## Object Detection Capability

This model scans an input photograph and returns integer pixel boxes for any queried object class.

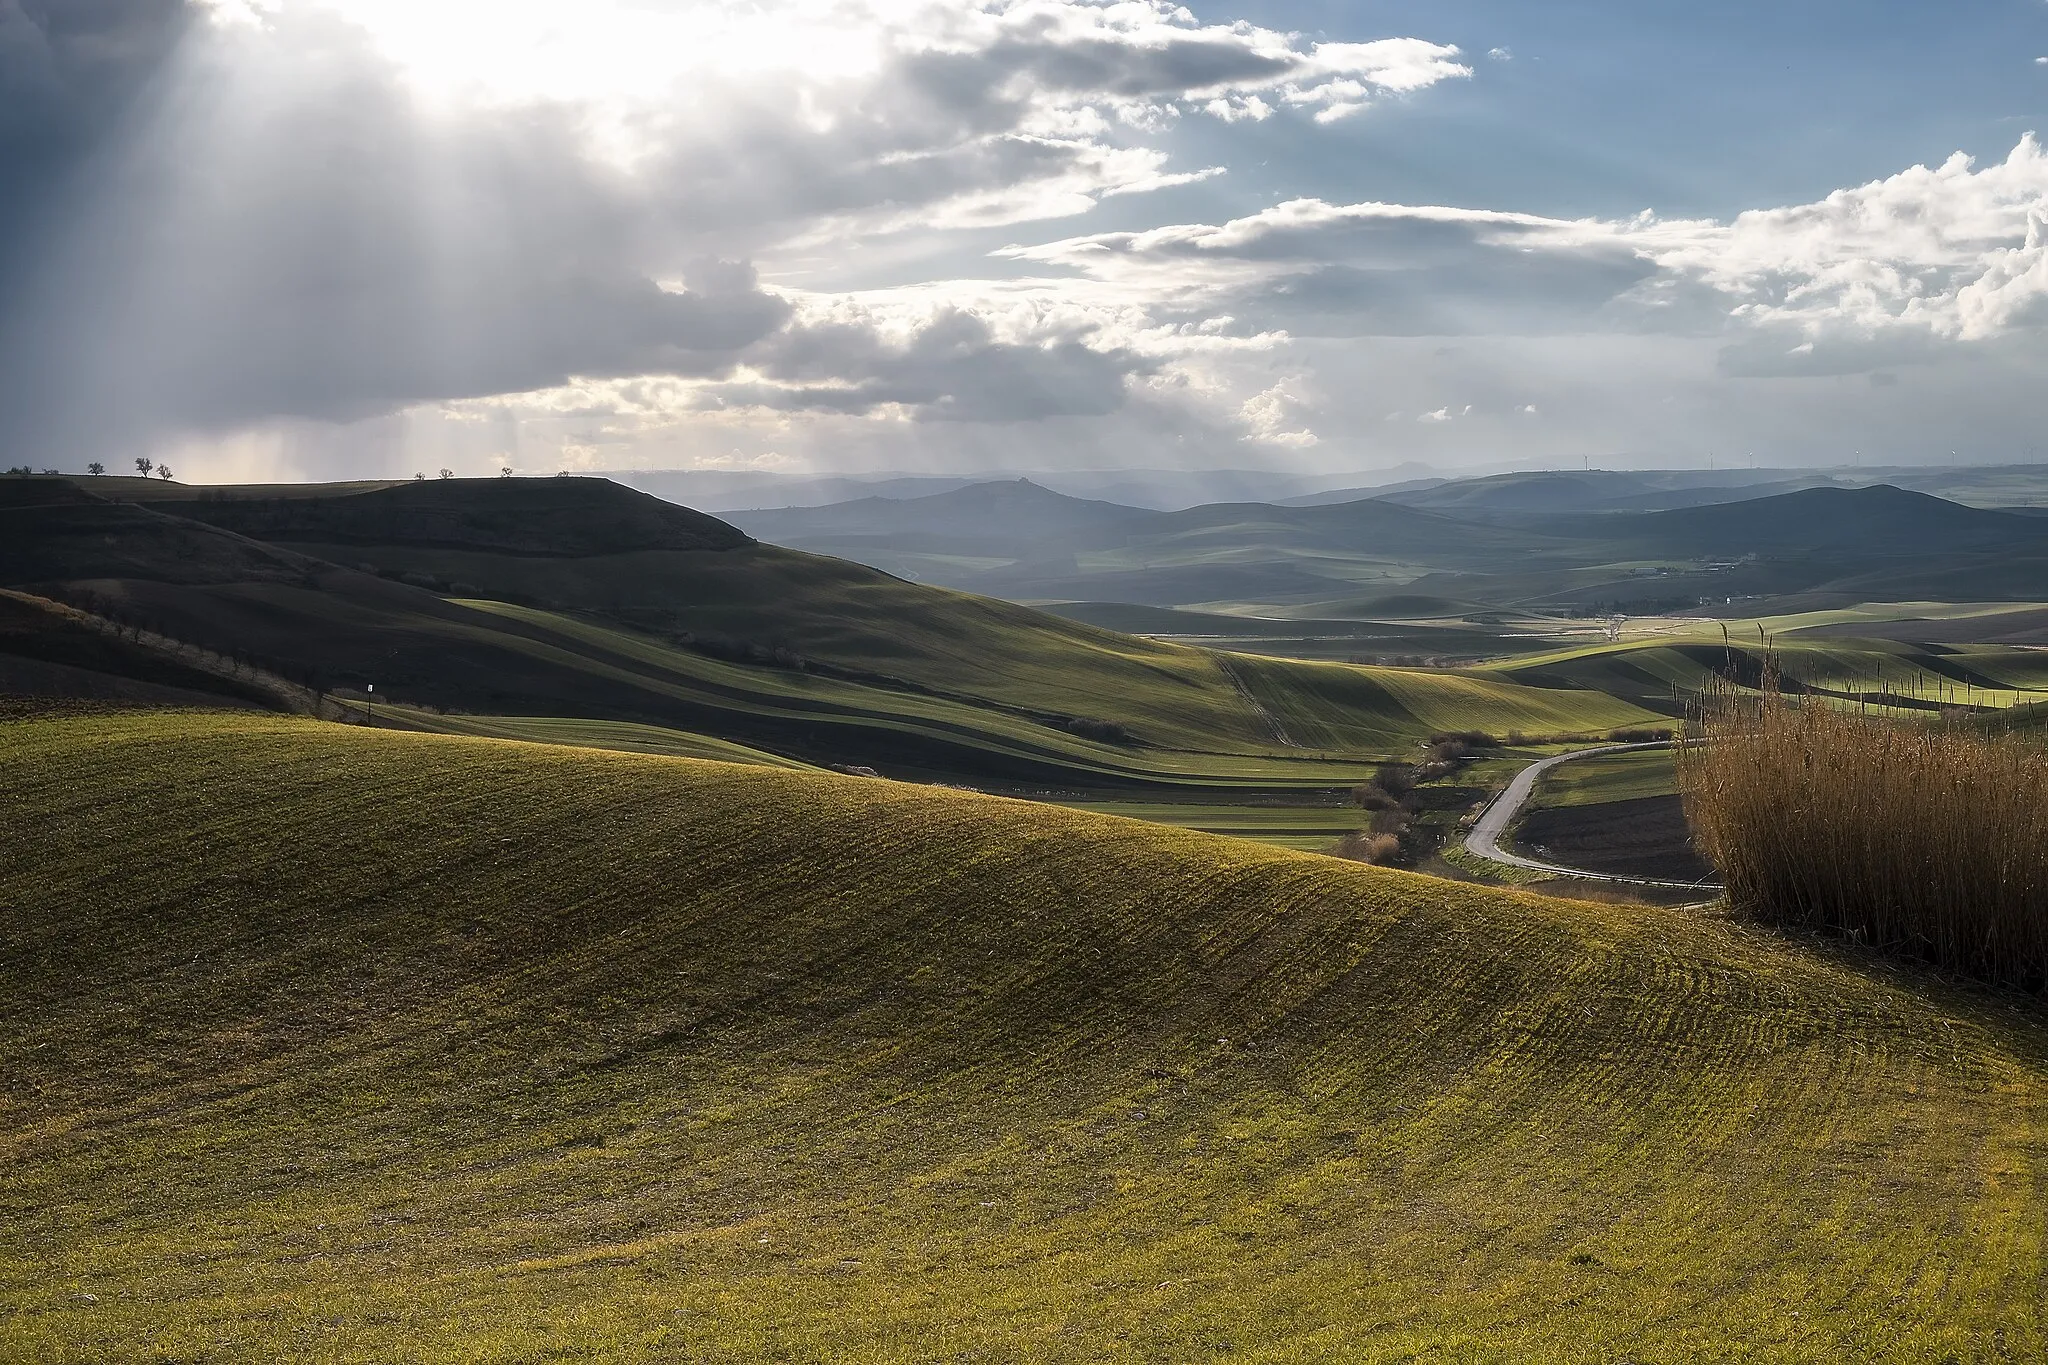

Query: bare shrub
[1609,727,1675,744]
[1351,783,1399,811]
[1332,831,1402,865]
[1373,763,1416,801]
[1678,674,2048,991]
[1367,807,1408,836]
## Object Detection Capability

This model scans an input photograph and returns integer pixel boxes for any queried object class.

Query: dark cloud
[1021,207,1671,338]
[0,2,1476,471]
[0,0,189,290]
[1204,250,1660,337]
[939,27,1297,102]
[0,4,1253,460]
[0,11,794,459]
[702,308,1151,421]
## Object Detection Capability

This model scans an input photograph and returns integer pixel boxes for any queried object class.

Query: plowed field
[3,711,2043,1361]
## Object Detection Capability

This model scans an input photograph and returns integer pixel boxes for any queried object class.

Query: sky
[3,0,2047,484]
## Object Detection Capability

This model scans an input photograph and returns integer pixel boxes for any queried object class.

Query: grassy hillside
[0,589,283,711]
[1500,634,2048,716]
[731,477,1148,551]
[163,475,751,555]
[3,710,2043,1361]
[112,476,1307,750]
[1228,652,1662,748]
[1584,484,2048,557]
[8,476,1671,795]
[1039,601,1556,664]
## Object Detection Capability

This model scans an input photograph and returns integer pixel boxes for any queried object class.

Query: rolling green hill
[1497,633,2048,716]
[732,477,1148,552]
[1577,484,2048,557]
[2,475,1660,793]
[726,478,1559,607]
[160,474,751,555]
[3,710,2043,1361]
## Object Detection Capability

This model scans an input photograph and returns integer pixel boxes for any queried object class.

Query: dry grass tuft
[1332,830,1403,864]
[1679,674,2048,991]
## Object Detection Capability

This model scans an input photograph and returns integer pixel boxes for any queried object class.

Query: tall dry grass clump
[1678,677,2048,991]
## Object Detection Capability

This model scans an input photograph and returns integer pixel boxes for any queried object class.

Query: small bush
[1608,727,1674,744]
[1373,763,1416,800]
[1332,831,1403,865]
[1351,782,1399,812]
[1367,807,1408,836]
[1062,717,1135,745]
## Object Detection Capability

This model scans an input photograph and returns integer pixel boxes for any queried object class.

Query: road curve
[1464,742,1721,891]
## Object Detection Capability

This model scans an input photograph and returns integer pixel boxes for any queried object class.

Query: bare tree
[87,462,104,476]
[414,471,426,481]
[437,468,454,479]
[135,458,154,477]
[499,465,513,478]
[156,465,174,481]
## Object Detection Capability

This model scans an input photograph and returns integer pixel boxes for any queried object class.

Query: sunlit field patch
[3,710,2043,1361]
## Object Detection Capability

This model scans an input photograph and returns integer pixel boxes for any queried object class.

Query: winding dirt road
[1464,742,1721,891]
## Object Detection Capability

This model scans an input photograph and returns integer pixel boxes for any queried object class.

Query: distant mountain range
[605,464,1438,512]
[723,473,2048,615]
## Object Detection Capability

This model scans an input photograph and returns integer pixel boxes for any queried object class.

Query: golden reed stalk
[1677,669,2048,991]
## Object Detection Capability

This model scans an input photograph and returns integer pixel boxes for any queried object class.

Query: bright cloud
[1002,136,2048,356]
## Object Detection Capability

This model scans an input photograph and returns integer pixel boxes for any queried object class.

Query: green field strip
[367,710,824,768]
[293,538,1286,753]
[1226,651,1664,751]
[443,602,1394,787]
[1497,635,2048,714]
[1051,799,1367,849]
[1524,748,1681,810]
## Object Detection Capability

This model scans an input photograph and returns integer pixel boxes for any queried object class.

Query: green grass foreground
[3,711,2045,1362]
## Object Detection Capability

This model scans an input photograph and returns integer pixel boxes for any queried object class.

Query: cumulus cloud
[999,199,1664,335]
[1000,137,2048,361]
[1639,135,2048,345]
[696,305,1152,421]
[1238,381,1318,446]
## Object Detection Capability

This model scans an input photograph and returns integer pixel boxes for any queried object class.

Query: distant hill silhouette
[1610,484,2048,557]
[732,478,1149,549]
[145,476,751,557]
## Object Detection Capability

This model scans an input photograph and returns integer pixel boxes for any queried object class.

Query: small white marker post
[365,682,374,725]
